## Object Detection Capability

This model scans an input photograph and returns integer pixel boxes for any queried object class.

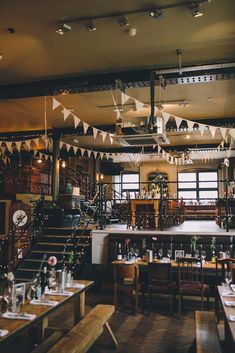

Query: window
[113,173,139,200]
[178,171,218,203]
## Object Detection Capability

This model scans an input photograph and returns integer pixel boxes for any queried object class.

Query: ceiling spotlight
[118,16,129,27]
[85,22,96,31]
[190,3,203,17]
[56,23,72,35]
[149,9,165,20]
[0,53,3,60]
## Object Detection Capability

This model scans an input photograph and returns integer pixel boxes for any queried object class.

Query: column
[52,130,60,201]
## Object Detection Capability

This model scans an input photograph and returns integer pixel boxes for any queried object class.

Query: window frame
[177,171,218,201]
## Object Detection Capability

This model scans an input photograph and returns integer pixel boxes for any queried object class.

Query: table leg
[74,291,85,324]
[36,317,48,344]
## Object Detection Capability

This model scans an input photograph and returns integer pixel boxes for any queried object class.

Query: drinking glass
[225,250,230,259]
[201,250,206,262]
[158,248,163,260]
[167,249,172,260]
[225,270,232,287]
[194,250,200,259]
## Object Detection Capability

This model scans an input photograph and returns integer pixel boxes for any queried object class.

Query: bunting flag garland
[121,92,130,105]
[73,115,80,129]
[51,97,113,145]
[52,97,61,110]
[93,127,98,139]
[63,108,71,121]
[83,122,89,134]
[162,111,170,125]
[175,116,182,129]
[135,99,144,112]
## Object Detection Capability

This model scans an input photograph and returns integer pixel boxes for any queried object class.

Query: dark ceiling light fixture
[118,16,129,27]
[190,3,204,17]
[149,9,165,20]
[55,23,72,35]
[85,22,96,31]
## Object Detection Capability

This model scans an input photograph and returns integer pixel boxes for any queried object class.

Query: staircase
[14,226,93,282]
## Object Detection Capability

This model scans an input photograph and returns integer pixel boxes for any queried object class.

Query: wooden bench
[47,304,117,353]
[195,311,222,353]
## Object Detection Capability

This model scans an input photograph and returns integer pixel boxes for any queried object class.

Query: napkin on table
[45,289,73,297]
[66,283,85,289]
[0,329,9,337]
[30,299,59,306]
[2,312,36,321]
[224,301,235,307]
[228,315,235,322]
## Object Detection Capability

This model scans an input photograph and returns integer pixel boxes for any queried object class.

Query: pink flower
[47,256,57,267]
[125,238,130,244]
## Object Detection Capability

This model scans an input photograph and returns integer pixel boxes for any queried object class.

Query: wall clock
[12,209,28,227]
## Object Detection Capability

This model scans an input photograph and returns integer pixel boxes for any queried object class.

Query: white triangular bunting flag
[101,131,107,142]
[15,141,22,152]
[93,128,98,139]
[110,136,114,144]
[63,108,70,121]
[34,138,39,146]
[187,120,194,131]
[66,144,70,152]
[59,141,64,149]
[199,124,206,135]
[93,151,98,159]
[83,122,89,134]
[209,126,217,138]
[99,152,104,159]
[121,92,130,105]
[87,150,91,158]
[24,140,31,150]
[162,111,170,125]
[80,148,85,156]
[5,142,12,151]
[220,128,227,140]
[158,145,161,154]
[135,99,144,112]
[175,116,182,129]
[73,146,78,155]
[1,146,6,154]
[52,97,61,110]
[229,129,235,140]
[73,115,80,129]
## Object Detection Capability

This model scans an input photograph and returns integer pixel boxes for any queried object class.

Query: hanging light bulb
[61,160,66,168]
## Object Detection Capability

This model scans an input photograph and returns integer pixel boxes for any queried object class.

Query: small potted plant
[191,236,201,257]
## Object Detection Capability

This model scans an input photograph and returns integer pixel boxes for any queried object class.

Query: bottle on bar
[117,243,123,261]
[41,266,48,296]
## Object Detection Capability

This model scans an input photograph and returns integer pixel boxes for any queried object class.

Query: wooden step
[44,235,91,239]
[31,250,87,254]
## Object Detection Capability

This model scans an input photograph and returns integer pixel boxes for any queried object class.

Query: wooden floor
[49,290,226,353]
[3,289,227,353]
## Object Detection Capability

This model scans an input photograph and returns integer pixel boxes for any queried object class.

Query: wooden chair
[146,262,174,313]
[215,257,235,321]
[177,257,210,315]
[113,263,139,315]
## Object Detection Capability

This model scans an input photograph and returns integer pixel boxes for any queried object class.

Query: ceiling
[0,0,235,153]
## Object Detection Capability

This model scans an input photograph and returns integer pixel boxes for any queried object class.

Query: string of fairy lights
[0,197,45,273]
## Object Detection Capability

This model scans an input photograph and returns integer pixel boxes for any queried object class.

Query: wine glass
[194,250,200,259]
[201,250,206,262]
[167,249,172,261]
[158,248,163,260]
[225,270,232,287]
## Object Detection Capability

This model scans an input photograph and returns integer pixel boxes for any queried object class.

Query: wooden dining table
[112,259,217,269]
[217,285,235,352]
[0,280,93,350]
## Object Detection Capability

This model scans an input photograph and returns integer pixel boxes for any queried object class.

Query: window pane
[199,190,218,200]
[199,172,218,188]
[178,190,197,201]
[122,174,139,190]
[178,173,196,189]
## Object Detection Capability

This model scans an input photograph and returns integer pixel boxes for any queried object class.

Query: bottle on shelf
[117,243,123,261]
[34,273,42,300]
